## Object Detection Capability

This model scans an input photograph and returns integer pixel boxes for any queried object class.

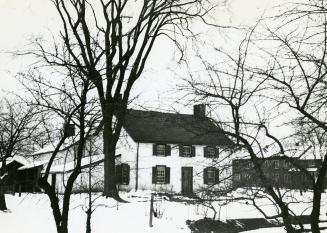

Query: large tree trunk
[103,115,119,199]
[280,205,297,233]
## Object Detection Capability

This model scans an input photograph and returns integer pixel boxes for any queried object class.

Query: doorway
[181,167,193,195]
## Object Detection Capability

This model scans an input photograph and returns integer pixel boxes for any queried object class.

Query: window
[245,161,252,170]
[284,160,292,169]
[116,163,130,185]
[284,174,291,183]
[153,144,171,156]
[308,160,316,167]
[179,145,195,157]
[207,168,215,184]
[204,146,218,158]
[157,145,166,156]
[121,165,129,184]
[234,174,241,182]
[272,173,279,182]
[152,166,170,184]
[183,146,192,157]
[204,167,219,185]
[207,147,215,157]
[156,166,166,183]
[273,160,279,169]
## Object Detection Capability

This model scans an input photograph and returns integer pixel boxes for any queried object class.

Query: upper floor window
[152,165,170,184]
[179,145,195,157]
[204,146,219,158]
[264,160,269,168]
[273,160,279,169]
[157,144,166,156]
[153,144,171,156]
[308,160,316,167]
[204,167,219,185]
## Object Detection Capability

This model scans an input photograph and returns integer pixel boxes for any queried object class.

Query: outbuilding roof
[123,109,234,146]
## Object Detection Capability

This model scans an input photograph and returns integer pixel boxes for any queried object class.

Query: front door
[181,167,193,195]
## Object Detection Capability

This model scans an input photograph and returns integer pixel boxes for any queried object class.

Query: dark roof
[123,109,234,146]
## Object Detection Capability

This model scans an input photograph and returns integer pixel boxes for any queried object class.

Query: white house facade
[24,105,237,195]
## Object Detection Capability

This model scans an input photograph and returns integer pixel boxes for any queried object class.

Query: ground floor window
[116,163,130,185]
[204,167,219,185]
[152,165,170,184]
[234,173,241,182]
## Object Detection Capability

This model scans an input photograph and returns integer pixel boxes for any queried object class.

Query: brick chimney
[193,104,206,118]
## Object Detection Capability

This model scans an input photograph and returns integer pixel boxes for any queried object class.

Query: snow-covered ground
[1,191,327,233]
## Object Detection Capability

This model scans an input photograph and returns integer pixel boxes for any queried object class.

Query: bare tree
[182,28,307,232]
[22,0,219,199]
[249,1,327,232]
[18,66,101,233]
[0,98,41,211]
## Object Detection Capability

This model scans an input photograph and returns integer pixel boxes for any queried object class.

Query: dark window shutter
[123,164,130,185]
[203,168,208,184]
[215,168,219,184]
[165,145,171,156]
[215,148,219,158]
[153,144,157,156]
[203,146,208,158]
[115,165,122,184]
[191,146,196,157]
[165,167,170,184]
[179,145,184,157]
[152,167,157,184]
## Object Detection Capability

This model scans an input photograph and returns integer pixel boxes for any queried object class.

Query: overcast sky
[0,0,275,112]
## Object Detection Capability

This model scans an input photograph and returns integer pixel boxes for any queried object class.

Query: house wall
[46,128,240,194]
[232,158,324,190]
[117,130,240,193]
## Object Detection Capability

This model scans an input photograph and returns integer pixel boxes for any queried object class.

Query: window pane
[156,166,165,183]
[122,165,128,184]
[207,167,215,184]
[183,146,191,157]
[207,147,215,157]
[157,145,166,156]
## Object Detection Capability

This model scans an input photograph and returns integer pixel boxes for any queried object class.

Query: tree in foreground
[0,98,41,211]
[19,67,101,233]
[252,1,327,232]
[183,28,308,232]
[27,0,218,199]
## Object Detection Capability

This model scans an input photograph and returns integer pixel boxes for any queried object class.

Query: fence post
[149,193,154,227]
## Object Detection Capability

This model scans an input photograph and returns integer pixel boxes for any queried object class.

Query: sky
[0,0,275,113]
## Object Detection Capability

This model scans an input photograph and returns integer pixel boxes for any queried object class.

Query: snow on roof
[307,167,318,172]
[32,138,77,156]
[18,159,52,170]
[44,154,104,174]
[6,155,29,166]
[289,167,318,172]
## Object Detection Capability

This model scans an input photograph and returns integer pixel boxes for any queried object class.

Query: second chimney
[193,104,206,118]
